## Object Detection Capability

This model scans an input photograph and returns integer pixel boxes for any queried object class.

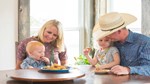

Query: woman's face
[43,26,58,43]
[97,37,111,49]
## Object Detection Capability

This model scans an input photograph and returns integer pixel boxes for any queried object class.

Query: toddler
[84,37,120,69]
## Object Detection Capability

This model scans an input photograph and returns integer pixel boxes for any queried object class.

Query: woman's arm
[16,38,30,69]
[60,60,67,66]
[59,49,68,65]
[16,59,23,69]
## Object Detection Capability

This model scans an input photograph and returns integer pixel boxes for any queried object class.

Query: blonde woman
[16,19,67,69]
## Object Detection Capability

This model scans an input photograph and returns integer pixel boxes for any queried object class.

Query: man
[93,12,150,76]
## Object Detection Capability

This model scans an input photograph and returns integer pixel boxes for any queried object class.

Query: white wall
[0,0,18,70]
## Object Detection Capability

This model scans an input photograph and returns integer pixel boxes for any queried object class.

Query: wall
[0,0,18,70]
[142,0,150,36]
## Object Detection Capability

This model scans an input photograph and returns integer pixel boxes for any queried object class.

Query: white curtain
[83,0,94,48]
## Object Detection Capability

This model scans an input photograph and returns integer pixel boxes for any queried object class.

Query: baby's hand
[28,66,34,69]
[41,57,50,64]
[83,48,91,56]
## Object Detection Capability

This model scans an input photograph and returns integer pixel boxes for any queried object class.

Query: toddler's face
[30,46,45,60]
[97,37,111,48]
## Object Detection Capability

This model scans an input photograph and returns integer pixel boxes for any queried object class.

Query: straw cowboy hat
[93,12,137,40]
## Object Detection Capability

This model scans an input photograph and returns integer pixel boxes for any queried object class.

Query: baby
[20,41,50,69]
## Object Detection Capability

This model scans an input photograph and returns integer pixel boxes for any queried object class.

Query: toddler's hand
[95,65,101,70]
[83,48,91,56]
[95,64,103,70]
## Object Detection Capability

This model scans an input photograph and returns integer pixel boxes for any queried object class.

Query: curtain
[83,0,94,49]
[94,0,107,25]
[18,0,30,42]
[142,0,150,36]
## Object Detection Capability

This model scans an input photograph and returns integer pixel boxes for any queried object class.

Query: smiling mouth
[45,38,53,42]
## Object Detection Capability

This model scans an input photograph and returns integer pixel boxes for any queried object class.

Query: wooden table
[8,68,85,82]
[1,65,150,84]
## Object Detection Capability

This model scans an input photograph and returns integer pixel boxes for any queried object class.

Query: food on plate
[94,69,110,74]
[83,47,91,53]
[43,63,67,70]
[85,48,91,51]
[86,48,91,51]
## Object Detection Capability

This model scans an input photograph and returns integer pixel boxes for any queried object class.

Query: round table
[9,68,85,82]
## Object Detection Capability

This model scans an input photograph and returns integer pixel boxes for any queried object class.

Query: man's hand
[111,65,130,75]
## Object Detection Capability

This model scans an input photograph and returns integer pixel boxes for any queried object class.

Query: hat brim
[93,13,137,40]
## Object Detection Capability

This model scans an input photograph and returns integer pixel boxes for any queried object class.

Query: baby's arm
[99,52,120,69]
[83,48,97,65]
[20,59,33,69]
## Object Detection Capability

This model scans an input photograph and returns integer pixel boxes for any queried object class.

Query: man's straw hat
[93,12,137,40]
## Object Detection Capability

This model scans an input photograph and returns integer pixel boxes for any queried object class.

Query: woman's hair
[37,19,65,52]
[26,41,44,53]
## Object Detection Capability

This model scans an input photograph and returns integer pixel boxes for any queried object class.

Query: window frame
[18,0,94,58]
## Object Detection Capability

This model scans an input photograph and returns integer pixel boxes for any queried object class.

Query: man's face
[107,31,119,42]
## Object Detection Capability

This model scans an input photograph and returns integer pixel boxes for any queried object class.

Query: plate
[94,69,110,74]
[39,66,70,73]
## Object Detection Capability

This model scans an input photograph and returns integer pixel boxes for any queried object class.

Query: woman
[16,19,67,69]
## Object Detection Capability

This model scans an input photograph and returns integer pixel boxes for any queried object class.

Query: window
[107,0,141,33]
[30,0,83,64]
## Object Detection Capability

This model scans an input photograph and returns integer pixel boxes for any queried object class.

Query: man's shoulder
[133,33,150,43]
